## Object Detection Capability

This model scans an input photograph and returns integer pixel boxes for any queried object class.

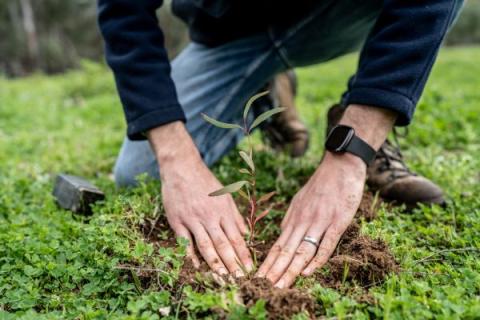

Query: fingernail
[302,269,311,276]
[192,259,200,269]
[245,263,253,272]
[217,267,228,275]
[275,279,285,289]
[234,270,244,278]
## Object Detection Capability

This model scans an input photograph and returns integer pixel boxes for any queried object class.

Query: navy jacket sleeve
[343,0,461,126]
[98,0,185,140]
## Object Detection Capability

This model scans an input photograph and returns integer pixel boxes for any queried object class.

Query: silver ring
[303,236,319,247]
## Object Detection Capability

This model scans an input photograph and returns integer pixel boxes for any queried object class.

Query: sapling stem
[245,129,257,245]
[243,120,259,266]
[202,91,285,270]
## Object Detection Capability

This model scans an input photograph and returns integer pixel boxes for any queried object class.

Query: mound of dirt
[239,277,315,319]
[316,222,399,289]
[356,191,382,221]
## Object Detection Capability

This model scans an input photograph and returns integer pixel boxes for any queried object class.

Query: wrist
[147,122,203,176]
[338,104,397,150]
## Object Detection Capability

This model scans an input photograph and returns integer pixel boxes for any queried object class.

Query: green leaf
[257,191,276,205]
[249,107,286,131]
[239,150,255,172]
[249,299,267,319]
[238,168,251,175]
[243,91,270,121]
[201,113,243,130]
[254,208,271,224]
[131,270,143,293]
[238,189,250,201]
[209,181,248,197]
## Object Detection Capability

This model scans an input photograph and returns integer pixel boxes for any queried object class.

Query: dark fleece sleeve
[98,0,185,140]
[343,0,462,125]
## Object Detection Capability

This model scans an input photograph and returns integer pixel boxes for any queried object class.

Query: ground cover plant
[0,47,479,319]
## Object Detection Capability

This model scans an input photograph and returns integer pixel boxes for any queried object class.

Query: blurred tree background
[1,0,479,77]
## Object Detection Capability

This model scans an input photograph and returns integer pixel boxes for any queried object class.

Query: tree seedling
[202,92,285,265]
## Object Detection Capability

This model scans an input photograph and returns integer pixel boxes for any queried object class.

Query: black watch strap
[345,135,376,166]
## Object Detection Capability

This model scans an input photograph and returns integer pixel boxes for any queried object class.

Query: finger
[274,241,317,288]
[205,224,245,276]
[274,223,327,288]
[173,223,200,268]
[280,209,292,230]
[302,223,345,276]
[256,205,296,276]
[231,203,248,235]
[221,218,253,272]
[256,225,293,278]
[189,223,228,275]
[263,223,309,284]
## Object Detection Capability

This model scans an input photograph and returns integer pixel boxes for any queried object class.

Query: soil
[132,191,399,319]
[239,277,315,319]
[315,222,399,289]
[356,191,382,221]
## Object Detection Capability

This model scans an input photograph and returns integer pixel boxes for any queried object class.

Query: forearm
[147,121,202,180]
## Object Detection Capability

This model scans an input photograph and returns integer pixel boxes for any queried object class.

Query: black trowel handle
[52,174,105,215]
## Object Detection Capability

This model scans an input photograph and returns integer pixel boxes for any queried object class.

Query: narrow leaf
[257,191,276,205]
[254,209,271,224]
[239,150,255,172]
[238,168,251,175]
[131,270,143,293]
[202,113,243,130]
[249,107,286,131]
[238,189,250,201]
[243,90,270,121]
[209,181,248,197]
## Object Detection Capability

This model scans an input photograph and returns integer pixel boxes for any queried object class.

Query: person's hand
[148,122,253,276]
[256,152,366,288]
[162,156,253,276]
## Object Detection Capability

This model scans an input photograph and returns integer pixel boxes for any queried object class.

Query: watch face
[325,125,355,151]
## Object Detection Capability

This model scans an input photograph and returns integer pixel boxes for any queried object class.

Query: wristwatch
[325,125,376,166]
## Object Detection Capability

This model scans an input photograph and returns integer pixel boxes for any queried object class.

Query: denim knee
[113,160,139,188]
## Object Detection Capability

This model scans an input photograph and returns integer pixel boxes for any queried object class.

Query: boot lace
[376,128,414,178]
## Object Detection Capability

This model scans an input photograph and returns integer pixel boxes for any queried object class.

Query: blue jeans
[113,0,438,186]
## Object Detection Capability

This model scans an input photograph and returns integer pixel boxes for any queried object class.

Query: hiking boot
[258,70,309,157]
[327,104,445,208]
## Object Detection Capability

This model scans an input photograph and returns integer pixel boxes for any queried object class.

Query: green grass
[1,47,479,319]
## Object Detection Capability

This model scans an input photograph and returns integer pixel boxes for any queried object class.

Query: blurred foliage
[0,0,187,77]
[445,1,480,46]
[0,0,479,77]
[0,0,102,76]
